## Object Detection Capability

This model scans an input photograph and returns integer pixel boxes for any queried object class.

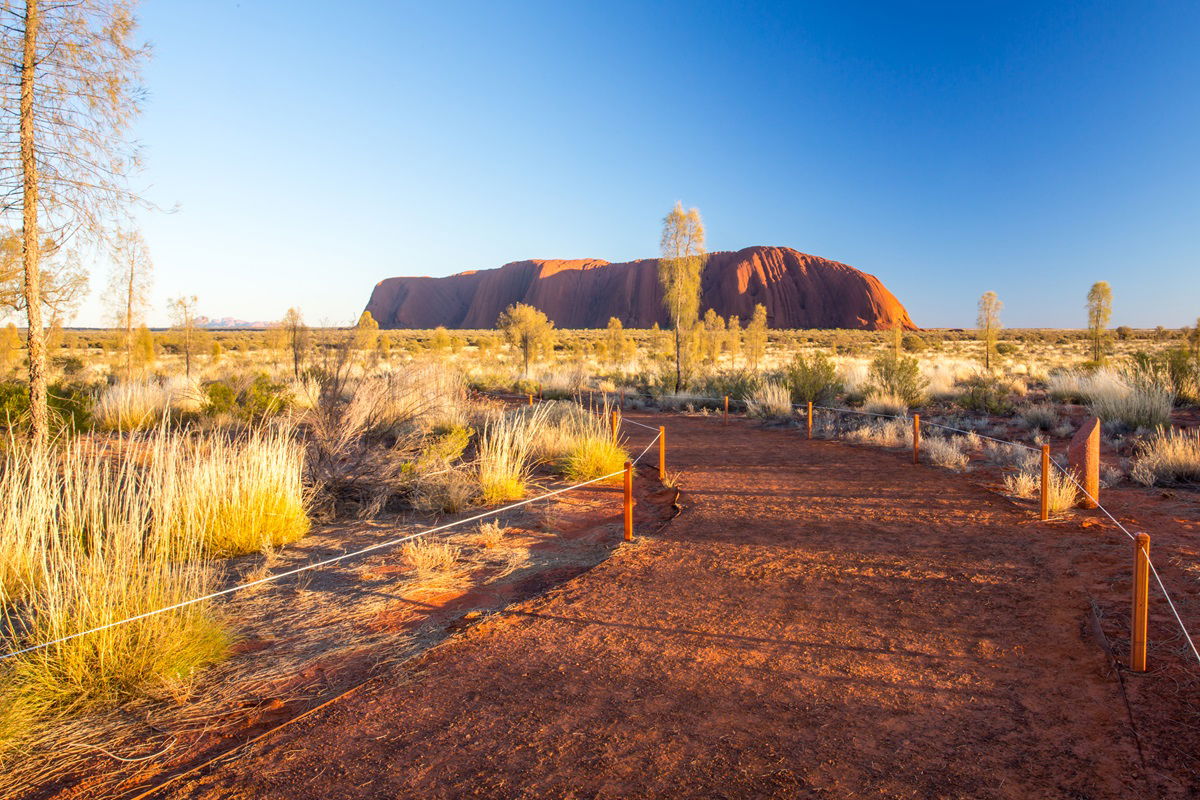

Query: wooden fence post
[658,426,666,476]
[807,401,813,439]
[611,409,619,439]
[527,393,533,406]
[912,414,920,464]
[623,461,634,541]
[723,395,729,426]
[1132,532,1150,672]
[1040,444,1051,521]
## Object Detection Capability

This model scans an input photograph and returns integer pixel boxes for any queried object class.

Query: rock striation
[364,246,916,330]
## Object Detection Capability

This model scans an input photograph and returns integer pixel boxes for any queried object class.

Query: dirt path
[158,413,1179,799]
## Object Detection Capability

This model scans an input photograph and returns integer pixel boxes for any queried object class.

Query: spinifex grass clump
[476,404,550,503]
[1131,427,1200,486]
[165,426,310,556]
[745,381,793,420]
[0,438,232,750]
[531,400,629,483]
[94,380,171,431]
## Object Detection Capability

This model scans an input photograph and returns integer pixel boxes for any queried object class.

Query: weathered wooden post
[1132,533,1150,672]
[1040,444,1051,521]
[723,395,729,426]
[1069,417,1101,509]
[623,461,634,541]
[807,401,813,439]
[527,393,533,406]
[611,409,620,439]
[912,414,921,464]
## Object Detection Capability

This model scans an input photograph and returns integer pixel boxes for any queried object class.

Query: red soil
[150,413,1200,798]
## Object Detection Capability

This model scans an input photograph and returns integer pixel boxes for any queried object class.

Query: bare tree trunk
[674,325,682,393]
[20,0,47,446]
[125,266,133,380]
[184,324,191,379]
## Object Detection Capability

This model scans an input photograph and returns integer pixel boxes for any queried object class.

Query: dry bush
[984,440,1037,471]
[1048,369,1173,430]
[413,467,476,513]
[862,391,908,418]
[1003,470,1038,499]
[475,520,506,548]
[402,538,461,579]
[924,436,969,471]
[1131,428,1200,486]
[1085,373,1173,430]
[745,381,793,419]
[845,419,911,448]
[1018,403,1058,430]
[305,367,469,513]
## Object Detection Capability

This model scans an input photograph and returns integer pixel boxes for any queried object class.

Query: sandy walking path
[158,412,1166,799]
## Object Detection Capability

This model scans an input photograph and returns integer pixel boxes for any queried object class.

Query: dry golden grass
[1131,427,1200,486]
[475,519,506,548]
[401,538,462,579]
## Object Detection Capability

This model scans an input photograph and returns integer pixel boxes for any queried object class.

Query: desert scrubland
[0,318,1198,794]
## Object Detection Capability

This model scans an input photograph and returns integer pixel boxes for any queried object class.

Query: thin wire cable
[1,427,662,663]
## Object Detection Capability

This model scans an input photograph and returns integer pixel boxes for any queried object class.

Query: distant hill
[364,246,916,330]
[196,317,272,330]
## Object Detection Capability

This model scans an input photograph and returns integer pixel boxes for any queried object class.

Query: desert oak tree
[977,291,1002,371]
[0,0,149,444]
[168,294,200,378]
[658,202,706,392]
[104,230,152,380]
[1086,281,1112,363]
[497,302,554,377]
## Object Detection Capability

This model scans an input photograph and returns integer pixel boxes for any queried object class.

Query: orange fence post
[611,409,619,439]
[807,401,813,439]
[527,393,533,406]
[1132,532,1151,672]
[1040,444,1051,521]
[658,426,666,476]
[620,388,625,408]
[912,414,920,464]
[723,395,729,425]
[623,461,634,541]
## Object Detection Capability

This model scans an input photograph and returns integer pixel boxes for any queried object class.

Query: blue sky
[77,0,1199,328]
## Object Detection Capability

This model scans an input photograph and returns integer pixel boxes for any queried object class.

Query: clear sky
[74,0,1199,329]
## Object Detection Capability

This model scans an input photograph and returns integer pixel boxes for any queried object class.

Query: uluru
[364,245,917,330]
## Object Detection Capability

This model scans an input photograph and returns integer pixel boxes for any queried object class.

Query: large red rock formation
[364,246,916,330]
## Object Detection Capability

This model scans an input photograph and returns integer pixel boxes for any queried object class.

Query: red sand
[147,413,1200,798]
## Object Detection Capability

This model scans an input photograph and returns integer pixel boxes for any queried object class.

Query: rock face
[364,246,916,330]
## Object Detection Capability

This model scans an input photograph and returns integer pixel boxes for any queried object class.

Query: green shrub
[956,376,1014,415]
[48,383,94,431]
[238,375,290,420]
[901,334,926,353]
[689,369,759,404]
[0,381,94,432]
[203,381,237,415]
[422,424,473,464]
[868,353,927,406]
[783,351,842,405]
[995,342,1018,356]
